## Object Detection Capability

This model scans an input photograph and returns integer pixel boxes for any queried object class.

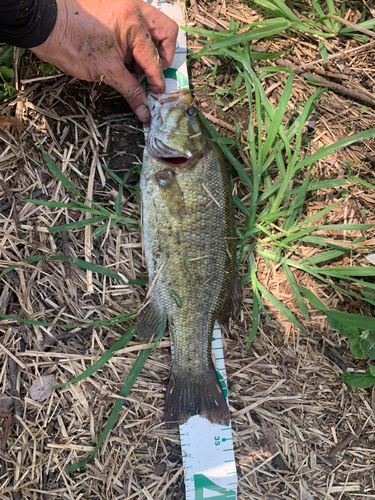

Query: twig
[61,231,72,281]
[104,112,134,122]
[202,183,220,207]
[274,58,375,108]
[189,0,203,28]
[300,40,375,68]
[0,176,22,238]
[0,343,26,370]
[328,424,363,457]
[287,55,350,80]
[0,285,12,314]
[8,358,22,420]
[327,13,375,40]
[146,261,165,299]
[20,73,65,84]
[203,113,237,133]
[195,14,226,32]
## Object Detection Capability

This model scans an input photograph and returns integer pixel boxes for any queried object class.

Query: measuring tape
[141,2,238,498]
[180,323,237,500]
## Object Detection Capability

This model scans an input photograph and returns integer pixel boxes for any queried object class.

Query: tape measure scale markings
[180,324,237,500]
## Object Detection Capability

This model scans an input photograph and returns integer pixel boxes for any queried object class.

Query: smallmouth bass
[138,90,241,425]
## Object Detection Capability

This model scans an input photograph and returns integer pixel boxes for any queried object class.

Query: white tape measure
[180,324,237,500]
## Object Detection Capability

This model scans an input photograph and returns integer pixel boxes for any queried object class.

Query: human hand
[30,0,179,122]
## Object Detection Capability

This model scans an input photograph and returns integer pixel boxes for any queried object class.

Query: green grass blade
[92,219,118,238]
[115,187,123,216]
[261,72,294,164]
[0,311,136,329]
[257,280,305,333]
[297,285,375,330]
[257,248,375,306]
[48,215,108,234]
[350,176,375,191]
[253,0,300,22]
[301,249,348,265]
[300,235,364,251]
[283,168,312,231]
[246,292,259,350]
[61,256,124,280]
[310,0,334,30]
[0,254,123,281]
[282,264,310,320]
[288,179,350,194]
[233,195,250,216]
[40,145,80,196]
[127,277,148,286]
[309,266,375,278]
[298,128,375,170]
[318,41,329,64]
[192,20,292,54]
[56,326,136,388]
[256,210,288,223]
[24,200,105,215]
[309,223,373,231]
[66,312,167,472]
[278,228,316,246]
[298,199,345,227]
[246,251,261,349]
[199,112,253,189]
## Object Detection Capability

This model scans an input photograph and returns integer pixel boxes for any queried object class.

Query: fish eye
[186,107,197,117]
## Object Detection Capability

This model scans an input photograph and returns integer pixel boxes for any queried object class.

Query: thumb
[106,65,151,122]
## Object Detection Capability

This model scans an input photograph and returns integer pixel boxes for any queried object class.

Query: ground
[1,1,375,499]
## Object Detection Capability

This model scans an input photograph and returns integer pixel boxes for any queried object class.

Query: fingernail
[135,105,150,122]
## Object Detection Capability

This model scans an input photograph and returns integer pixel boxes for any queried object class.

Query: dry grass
[1,1,375,499]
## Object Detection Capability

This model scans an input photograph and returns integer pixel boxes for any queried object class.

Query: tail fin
[164,367,229,426]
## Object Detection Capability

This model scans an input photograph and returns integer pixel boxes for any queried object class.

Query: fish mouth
[155,152,203,168]
[157,156,190,166]
[148,136,202,167]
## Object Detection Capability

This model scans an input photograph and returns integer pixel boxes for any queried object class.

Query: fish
[138,90,241,426]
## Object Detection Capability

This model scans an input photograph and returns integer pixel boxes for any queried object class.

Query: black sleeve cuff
[0,0,57,48]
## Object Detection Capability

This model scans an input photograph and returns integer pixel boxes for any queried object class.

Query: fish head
[147,91,206,169]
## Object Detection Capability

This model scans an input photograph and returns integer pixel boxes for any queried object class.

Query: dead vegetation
[1,1,375,499]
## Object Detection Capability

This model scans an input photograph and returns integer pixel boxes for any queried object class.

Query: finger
[132,0,178,70]
[129,26,165,93]
[158,36,178,70]
[106,65,150,122]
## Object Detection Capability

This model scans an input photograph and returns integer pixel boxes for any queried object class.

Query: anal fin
[137,299,164,341]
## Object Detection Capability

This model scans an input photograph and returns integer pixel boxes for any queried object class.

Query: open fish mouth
[155,152,203,168]
[158,156,192,167]
[148,136,201,167]
[158,156,189,166]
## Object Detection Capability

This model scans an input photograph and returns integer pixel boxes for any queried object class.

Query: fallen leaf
[29,375,56,402]
[0,115,24,132]
[365,254,375,265]
[0,395,13,417]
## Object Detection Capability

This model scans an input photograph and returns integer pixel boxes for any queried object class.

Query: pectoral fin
[137,299,164,341]
[155,168,185,217]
